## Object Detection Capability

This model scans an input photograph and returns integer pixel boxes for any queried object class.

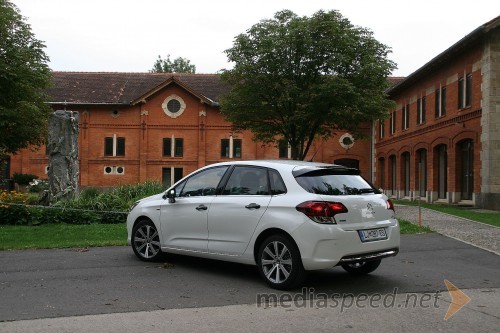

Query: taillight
[296,201,348,224]
[387,199,395,211]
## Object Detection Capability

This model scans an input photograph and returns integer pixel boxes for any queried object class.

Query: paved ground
[0,233,499,332]
[396,205,500,255]
[1,207,500,332]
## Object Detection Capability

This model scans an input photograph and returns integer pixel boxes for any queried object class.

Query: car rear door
[208,166,272,255]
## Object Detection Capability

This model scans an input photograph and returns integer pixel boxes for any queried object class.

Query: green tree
[0,0,52,177]
[150,54,196,73]
[220,10,396,160]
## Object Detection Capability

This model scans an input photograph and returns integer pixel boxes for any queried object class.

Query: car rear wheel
[257,235,305,290]
[341,259,381,275]
[132,219,163,262]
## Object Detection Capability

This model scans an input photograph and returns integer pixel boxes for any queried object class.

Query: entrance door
[334,158,359,170]
[460,140,473,200]
[437,145,447,199]
[378,158,385,190]
[402,152,410,197]
[418,149,427,198]
[389,155,396,196]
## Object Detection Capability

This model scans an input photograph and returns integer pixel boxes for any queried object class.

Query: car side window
[269,170,287,195]
[222,166,270,195]
[179,166,229,197]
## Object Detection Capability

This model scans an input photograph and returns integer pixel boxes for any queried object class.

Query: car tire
[341,259,381,275]
[132,219,163,262]
[257,234,305,290]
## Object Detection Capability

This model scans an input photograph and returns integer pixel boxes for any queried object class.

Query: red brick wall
[9,82,372,187]
[375,45,483,203]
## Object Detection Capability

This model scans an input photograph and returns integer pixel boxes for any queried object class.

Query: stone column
[47,110,79,203]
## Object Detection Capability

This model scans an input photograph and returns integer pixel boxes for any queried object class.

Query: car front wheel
[132,219,162,261]
[341,259,381,275]
[257,235,305,290]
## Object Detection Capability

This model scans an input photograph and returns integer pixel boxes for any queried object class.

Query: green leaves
[220,9,396,160]
[150,54,196,73]
[0,0,52,159]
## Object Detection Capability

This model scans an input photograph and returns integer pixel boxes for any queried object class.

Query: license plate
[358,228,387,242]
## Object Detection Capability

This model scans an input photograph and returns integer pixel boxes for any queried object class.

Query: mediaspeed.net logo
[256,279,471,320]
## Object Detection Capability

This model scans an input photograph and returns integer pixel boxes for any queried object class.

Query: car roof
[206,160,353,173]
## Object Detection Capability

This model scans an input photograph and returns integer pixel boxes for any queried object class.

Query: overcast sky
[13,0,499,76]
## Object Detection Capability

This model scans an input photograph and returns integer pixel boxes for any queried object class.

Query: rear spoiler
[292,165,361,178]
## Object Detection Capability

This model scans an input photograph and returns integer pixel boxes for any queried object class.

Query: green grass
[394,200,500,228]
[399,219,432,234]
[0,224,127,250]
[0,219,428,251]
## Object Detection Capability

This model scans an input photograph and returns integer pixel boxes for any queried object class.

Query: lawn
[0,220,428,251]
[394,200,500,228]
[0,223,127,250]
[398,219,432,234]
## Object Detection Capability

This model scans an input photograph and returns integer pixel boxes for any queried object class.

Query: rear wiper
[358,188,375,194]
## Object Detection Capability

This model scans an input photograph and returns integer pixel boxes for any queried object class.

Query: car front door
[161,166,229,253]
[208,166,271,255]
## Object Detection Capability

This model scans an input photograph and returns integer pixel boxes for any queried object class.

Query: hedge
[0,204,126,225]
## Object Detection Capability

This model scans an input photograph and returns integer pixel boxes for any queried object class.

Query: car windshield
[294,169,378,196]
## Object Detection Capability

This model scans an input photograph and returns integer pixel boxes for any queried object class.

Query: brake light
[387,199,395,211]
[296,201,348,224]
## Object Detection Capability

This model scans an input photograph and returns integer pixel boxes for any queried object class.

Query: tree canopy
[0,0,52,163]
[220,10,396,160]
[150,54,196,73]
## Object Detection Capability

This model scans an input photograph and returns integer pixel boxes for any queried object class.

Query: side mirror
[165,188,176,203]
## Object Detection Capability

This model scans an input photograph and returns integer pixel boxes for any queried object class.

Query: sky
[12,0,500,76]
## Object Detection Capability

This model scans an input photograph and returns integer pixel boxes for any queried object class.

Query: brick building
[374,15,500,210]
[6,15,500,210]
[7,72,371,188]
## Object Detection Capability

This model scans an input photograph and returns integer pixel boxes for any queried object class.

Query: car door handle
[196,204,208,211]
[245,203,261,209]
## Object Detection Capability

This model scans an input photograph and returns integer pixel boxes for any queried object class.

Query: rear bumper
[291,220,400,270]
[338,248,399,264]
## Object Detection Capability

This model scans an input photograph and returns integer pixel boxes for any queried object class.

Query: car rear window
[294,169,379,196]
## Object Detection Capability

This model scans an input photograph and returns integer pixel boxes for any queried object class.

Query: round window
[167,99,181,113]
[162,95,186,118]
[339,133,355,149]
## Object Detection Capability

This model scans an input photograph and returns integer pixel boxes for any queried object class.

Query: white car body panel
[208,195,272,255]
[160,196,213,252]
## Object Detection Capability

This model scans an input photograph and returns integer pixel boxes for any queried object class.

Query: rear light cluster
[387,199,395,211]
[296,201,348,224]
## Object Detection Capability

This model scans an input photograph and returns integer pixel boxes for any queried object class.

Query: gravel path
[395,205,500,256]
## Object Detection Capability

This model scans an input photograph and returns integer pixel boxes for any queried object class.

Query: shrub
[57,180,162,212]
[0,181,157,225]
[12,173,38,186]
[28,179,49,193]
[0,205,127,225]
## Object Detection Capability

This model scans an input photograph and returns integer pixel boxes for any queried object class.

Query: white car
[127,160,399,289]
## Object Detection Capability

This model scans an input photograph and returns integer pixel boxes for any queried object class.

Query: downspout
[370,119,374,183]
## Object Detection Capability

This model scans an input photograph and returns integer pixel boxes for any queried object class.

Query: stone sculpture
[47,110,79,203]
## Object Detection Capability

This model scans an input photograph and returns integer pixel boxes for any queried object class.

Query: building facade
[7,16,500,210]
[374,16,500,210]
[8,72,371,189]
